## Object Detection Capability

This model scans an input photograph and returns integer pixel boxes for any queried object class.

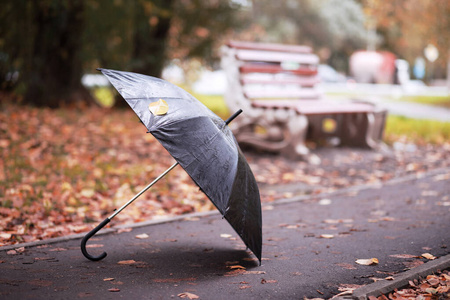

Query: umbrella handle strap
[81,218,111,261]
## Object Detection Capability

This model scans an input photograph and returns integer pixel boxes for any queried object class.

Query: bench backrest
[224,40,322,102]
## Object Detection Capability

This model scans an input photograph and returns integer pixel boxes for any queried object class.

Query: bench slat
[241,74,320,87]
[228,40,312,54]
[240,63,317,76]
[244,88,321,100]
[236,49,319,64]
[252,99,375,115]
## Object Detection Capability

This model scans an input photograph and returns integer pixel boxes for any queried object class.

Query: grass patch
[384,115,450,145]
[190,92,229,119]
[92,87,115,108]
[396,95,450,109]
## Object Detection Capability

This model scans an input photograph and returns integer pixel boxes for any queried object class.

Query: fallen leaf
[117,260,136,265]
[152,277,196,283]
[177,292,199,299]
[421,253,436,260]
[135,233,149,239]
[421,190,438,196]
[355,258,379,265]
[426,275,440,286]
[103,278,115,281]
[86,244,104,248]
[389,254,418,259]
[319,234,334,239]
[403,260,424,268]
[29,279,53,287]
[108,288,120,292]
[224,269,246,277]
[318,199,332,205]
[337,263,357,270]
[228,265,246,270]
[0,233,12,239]
[49,247,67,252]
[244,271,266,275]
[262,279,277,284]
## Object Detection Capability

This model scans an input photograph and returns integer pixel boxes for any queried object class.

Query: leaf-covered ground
[1,104,449,246]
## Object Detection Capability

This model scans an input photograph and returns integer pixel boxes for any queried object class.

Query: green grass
[190,92,229,119]
[384,115,450,145]
[92,87,115,108]
[396,95,450,109]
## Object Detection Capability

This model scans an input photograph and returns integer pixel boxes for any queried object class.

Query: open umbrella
[81,69,262,263]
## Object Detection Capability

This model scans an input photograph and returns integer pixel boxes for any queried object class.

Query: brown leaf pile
[0,104,211,246]
[1,104,449,246]
[372,269,450,299]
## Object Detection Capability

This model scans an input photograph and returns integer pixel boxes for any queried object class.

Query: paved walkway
[1,168,449,299]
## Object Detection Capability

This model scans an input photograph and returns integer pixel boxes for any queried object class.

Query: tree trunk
[23,1,93,108]
[113,0,174,109]
[131,0,174,77]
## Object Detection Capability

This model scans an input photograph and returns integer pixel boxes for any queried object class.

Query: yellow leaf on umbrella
[148,99,169,116]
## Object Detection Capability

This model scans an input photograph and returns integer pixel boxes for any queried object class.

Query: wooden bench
[221,40,387,159]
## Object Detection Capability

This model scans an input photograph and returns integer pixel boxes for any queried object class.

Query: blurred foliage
[0,0,448,107]
[0,0,243,107]
[361,0,450,79]
[235,0,368,72]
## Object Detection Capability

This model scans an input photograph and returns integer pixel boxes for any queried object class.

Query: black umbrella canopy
[98,68,262,261]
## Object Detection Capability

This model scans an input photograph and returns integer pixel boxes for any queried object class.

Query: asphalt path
[1,167,449,299]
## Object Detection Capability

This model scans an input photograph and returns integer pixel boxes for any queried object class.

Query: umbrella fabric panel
[224,150,262,261]
[150,116,238,213]
[98,68,221,132]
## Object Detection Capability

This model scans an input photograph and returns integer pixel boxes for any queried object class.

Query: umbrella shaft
[108,162,179,220]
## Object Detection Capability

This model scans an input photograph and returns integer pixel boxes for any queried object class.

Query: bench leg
[281,113,309,159]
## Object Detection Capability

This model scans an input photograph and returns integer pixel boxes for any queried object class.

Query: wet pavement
[1,167,449,299]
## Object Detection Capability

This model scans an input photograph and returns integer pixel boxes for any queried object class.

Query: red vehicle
[349,50,397,84]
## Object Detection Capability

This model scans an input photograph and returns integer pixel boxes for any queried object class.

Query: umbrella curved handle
[81,218,111,261]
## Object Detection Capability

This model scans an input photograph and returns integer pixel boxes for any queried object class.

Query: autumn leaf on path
[355,258,379,265]
[86,244,104,248]
[389,254,418,259]
[135,233,149,239]
[228,265,246,270]
[117,260,136,265]
[108,288,120,292]
[178,292,199,299]
[421,253,436,260]
[319,234,334,239]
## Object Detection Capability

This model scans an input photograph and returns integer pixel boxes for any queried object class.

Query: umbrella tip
[96,68,104,72]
